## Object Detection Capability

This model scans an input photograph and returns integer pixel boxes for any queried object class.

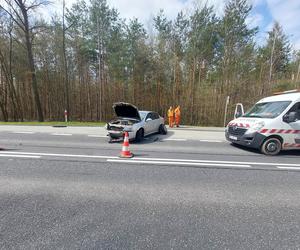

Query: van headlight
[245,121,265,134]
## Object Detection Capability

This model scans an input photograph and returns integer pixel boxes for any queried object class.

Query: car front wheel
[261,137,282,156]
[135,129,144,142]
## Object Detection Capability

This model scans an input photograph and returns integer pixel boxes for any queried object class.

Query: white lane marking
[88,135,107,138]
[0,151,118,159]
[13,132,35,134]
[0,151,299,169]
[200,140,223,143]
[277,166,300,170]
[0,154,41,159]
[162,139,223,142]
[51,133,72,136]
[133,157,300,167]
[107,159,251,168]
[162,139,187,141]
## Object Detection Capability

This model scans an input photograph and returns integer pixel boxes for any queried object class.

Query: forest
[0,0,299,126]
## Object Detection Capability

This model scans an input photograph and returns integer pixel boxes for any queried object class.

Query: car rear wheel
[159,124,167,135]
[261,137,282,156]
[135,129,144,142]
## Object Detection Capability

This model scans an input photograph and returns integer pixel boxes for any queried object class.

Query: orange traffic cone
[120,131,134,158]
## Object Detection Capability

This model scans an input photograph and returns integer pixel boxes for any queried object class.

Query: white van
[225,90,300,155]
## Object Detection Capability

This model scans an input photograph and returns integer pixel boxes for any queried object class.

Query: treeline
[0,0,299,126]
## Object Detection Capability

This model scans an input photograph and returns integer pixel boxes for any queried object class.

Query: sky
[47,0,300,50]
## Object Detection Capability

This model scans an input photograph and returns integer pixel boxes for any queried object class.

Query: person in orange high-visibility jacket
[167,106,174,128]
[174,105,181,127]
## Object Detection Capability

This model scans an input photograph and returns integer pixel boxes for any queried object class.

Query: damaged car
[106,102,167,142]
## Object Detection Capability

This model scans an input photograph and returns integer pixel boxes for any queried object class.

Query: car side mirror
[283,112,296,123]
[146,118,152,122]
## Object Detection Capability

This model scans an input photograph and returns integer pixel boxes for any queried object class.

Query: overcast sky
[47,0,300,50]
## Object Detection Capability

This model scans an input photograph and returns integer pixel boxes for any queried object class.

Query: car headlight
[245,121,265,134]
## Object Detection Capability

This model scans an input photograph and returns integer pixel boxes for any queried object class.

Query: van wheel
[261,137,282,156]
[159,124,167,135]
[135,129,144,142]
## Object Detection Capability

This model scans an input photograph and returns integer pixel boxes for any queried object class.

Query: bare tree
[62,0,70,118]
[0,0,49,121]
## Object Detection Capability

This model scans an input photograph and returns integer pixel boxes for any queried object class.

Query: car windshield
[243,101,291,119]
[139,111,147,120]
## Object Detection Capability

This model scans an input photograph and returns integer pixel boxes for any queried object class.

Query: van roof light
[273,89,300,95]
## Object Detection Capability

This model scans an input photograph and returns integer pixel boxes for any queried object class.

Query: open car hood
[113,102,141,121]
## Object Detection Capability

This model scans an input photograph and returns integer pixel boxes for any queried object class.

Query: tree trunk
[296,61,300,83]
[62,0,70,119]
[21,3,44,122]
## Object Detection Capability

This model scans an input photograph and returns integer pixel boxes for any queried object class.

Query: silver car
[106,102,167,142]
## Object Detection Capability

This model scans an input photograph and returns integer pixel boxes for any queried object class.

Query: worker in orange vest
[167,106,174,128]
[174,105,181,127]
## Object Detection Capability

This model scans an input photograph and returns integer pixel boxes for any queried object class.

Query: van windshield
[243,101,291,118]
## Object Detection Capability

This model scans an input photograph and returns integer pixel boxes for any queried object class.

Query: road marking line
[0,151,118,159]
[51,133,73,136]
[107,159,251,168]
[88,135,107,138]
[200,140,223,143]
[133,157,300,167]
[0,154,41,159]
[277,166,300,170]
[13,132,35,134]
[162,139,187,141]
[0,151,299,168]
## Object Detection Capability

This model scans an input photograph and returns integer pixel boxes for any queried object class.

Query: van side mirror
[283,112,296,123]
[234,103,244,119]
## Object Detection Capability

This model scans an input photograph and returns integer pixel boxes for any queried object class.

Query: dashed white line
[162,139,223,142]
[107,159,251,168]
[13,131,35,134]
[134,157,300,167]
[0,154,41,159]
[0,151,118,159]
[200,140,223,143]
[277,166,300,170]
[51,133,73,136]
[162,139,187,141]
[1,151,299,171]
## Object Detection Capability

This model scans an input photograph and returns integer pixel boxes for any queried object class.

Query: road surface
[0,125,300,249]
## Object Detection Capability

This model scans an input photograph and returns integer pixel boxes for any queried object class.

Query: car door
[145,112,158,135]
[284,102,300,148]
[151,112,161,132]
[144,113,153,135]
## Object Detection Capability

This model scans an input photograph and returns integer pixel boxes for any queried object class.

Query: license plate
[229,135,238,141]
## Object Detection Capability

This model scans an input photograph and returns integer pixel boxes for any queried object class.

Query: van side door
[283,102,300,148]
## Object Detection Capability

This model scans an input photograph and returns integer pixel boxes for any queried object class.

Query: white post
[224,96,230,127]
[64,110,68,122]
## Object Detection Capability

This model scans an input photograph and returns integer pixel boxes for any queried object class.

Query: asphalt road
[0,126,300,249]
